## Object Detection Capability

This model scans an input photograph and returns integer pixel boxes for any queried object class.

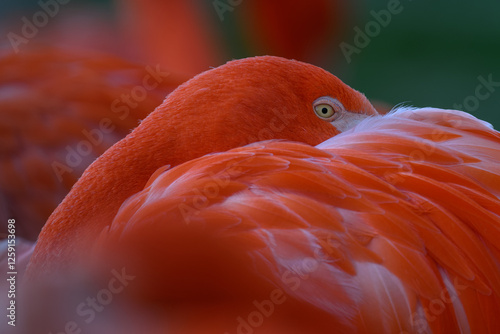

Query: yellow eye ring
[313,97,344,120]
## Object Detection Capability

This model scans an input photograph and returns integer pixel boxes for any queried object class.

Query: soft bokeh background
[346,0,500,129]
[1,0,499,127]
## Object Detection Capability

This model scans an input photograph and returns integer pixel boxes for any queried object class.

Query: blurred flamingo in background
[114,0,355,74]
[0,48,184,240]
[236,0,349,65]
[115,0,225,76]
[22,57,500,333]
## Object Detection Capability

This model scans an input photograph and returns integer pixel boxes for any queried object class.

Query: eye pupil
[313,97,345,121]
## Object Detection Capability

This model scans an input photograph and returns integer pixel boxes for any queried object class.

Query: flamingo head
[143,56,378,163]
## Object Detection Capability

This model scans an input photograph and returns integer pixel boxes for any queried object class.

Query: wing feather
[97,108,500,333]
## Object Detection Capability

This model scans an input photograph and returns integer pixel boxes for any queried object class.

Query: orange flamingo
[0,0,357,242]
[0,47,184,240]
[24,56,500,333]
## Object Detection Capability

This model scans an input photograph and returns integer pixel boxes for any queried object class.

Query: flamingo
[23,56,500,333]
[0,0,359,241]
[0,47,185,240]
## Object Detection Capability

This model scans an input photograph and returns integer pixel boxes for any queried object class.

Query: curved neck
[27,105,213,275]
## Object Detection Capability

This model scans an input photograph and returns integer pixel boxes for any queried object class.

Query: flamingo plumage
[0,48,184,240]
[23,56,500,333]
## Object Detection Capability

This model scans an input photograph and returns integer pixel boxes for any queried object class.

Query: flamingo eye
[314,104,334,118]
[313,97,344,120]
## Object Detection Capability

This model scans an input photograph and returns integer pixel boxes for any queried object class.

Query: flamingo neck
[27,106,214,275]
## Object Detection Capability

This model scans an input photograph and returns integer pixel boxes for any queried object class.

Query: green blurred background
[346,0,500,129]
[1,0,499,127]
